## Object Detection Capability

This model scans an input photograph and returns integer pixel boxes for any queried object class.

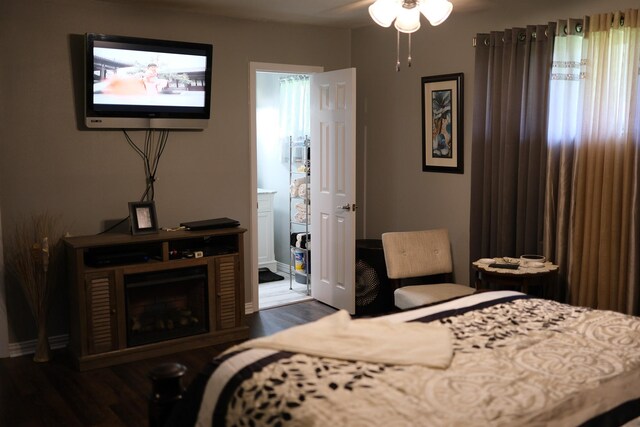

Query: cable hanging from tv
[123,129,169,202]
[99,129,169,234]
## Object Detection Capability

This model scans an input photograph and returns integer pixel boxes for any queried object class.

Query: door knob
[337,204,357,211]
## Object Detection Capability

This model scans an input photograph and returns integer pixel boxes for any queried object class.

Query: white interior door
[310,68,356,314]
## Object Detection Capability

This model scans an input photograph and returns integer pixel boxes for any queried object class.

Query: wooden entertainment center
[64,227,248,371]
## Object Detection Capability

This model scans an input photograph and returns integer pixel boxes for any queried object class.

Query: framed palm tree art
[421,73,464,173]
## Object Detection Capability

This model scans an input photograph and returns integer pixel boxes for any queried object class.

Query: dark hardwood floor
[0,300,336,427]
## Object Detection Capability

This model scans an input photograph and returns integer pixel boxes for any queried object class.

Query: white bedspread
[193,291,640,427]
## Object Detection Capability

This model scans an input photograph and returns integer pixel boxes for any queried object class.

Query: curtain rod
[472,11,627,47]
[471,29,554,47]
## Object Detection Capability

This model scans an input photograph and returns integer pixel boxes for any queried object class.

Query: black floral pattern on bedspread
[226,357,395,426]
[433,298,590,353]
[218,297,640,427]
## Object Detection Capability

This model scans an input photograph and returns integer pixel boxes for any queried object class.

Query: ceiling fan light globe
[369,0,401,28]
[394,4,421,33]
[419,0,453,26]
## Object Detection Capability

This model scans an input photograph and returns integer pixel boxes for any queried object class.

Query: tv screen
[85,33,213,129]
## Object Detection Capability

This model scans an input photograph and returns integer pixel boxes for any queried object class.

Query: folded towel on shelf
[290,233,310,248]
[295,202,308,213]
[296,233,311,249]
[294,211,309,224]
[298,183,307,197]
[290,177,309,198]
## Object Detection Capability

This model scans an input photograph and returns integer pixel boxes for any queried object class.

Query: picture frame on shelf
[421,73,464,174]
[128,201,158,235]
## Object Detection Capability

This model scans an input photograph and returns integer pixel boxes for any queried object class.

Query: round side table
[472,258,559,299]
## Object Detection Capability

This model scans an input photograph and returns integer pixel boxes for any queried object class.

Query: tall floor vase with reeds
[7,213,63,362]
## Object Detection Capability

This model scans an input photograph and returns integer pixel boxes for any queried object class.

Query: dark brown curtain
[470,25,556,277]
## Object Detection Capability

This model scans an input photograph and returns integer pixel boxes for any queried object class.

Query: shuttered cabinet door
[85,272,118,354]
[214,255,240,330]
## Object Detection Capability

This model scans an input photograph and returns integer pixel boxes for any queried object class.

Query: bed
[162,291,640,426]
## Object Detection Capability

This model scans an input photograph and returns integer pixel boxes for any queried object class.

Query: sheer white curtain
[279,75,310,143]
[545,10,640,314]
[544,19,584,303]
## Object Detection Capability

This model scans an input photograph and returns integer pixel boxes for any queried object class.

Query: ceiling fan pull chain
[408,33,412,67]
[396,30,401,72]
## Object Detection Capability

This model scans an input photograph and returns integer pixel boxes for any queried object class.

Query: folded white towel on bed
[236,310,453,368]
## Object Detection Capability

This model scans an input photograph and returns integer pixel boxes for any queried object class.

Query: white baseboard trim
[276,261,291,274]
[9,334,69,358]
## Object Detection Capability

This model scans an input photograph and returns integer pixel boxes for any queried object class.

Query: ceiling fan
[330,0,454,71]
[329,0,452,27]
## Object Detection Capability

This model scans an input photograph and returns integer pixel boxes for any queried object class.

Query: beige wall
[1,0,636,344]
[351,0,637,287]
[0,0,350,342]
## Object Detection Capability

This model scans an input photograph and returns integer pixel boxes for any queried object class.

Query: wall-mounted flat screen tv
[85,33,213,129]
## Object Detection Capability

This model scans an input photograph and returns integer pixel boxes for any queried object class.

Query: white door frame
[249,62,323,313]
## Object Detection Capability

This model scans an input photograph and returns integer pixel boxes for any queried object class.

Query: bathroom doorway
[250,62,322,310]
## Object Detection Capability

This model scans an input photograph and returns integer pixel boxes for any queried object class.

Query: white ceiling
[99,0,493,28]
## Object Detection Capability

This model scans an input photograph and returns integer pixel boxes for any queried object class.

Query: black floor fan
[355,240,394,316]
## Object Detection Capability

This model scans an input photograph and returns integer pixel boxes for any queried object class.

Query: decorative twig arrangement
[6,213,64,362]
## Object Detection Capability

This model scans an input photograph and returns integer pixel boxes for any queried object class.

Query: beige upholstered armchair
[381,229,475,310]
